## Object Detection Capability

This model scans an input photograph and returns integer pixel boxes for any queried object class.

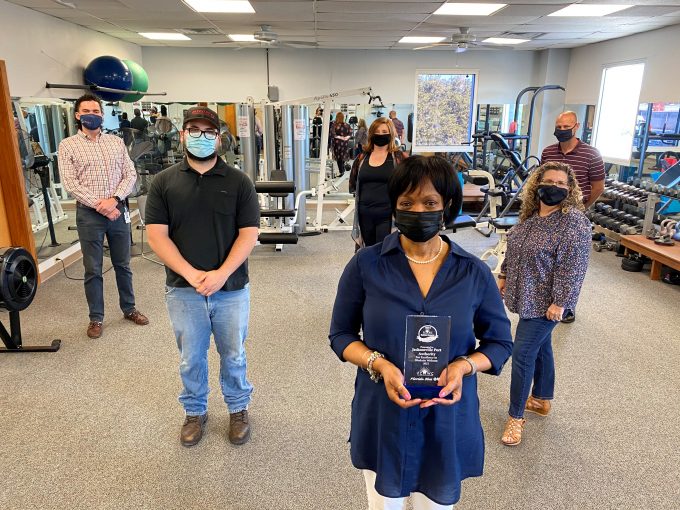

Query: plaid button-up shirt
[58,130,137,208]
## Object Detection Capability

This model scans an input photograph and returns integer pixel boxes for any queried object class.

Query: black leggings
[358,212,392,247]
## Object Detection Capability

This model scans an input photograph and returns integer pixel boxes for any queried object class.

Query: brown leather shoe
[180,414,208,447]
[228,410,251,445]
[87,321,103,339]
[525,395,551,416]
[124,309,149,326]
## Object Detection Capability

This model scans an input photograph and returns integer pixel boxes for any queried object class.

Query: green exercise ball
[121,59,149,102]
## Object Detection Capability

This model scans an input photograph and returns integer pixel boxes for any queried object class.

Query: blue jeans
[76,204,135,322]
[165,285,253,416]
[508,317,558,418]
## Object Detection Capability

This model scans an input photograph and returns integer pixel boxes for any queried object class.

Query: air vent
[177,28,222,35]
[504,32,544,40]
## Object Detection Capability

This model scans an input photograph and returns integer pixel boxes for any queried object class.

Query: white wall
[142,46,540,105]
[0,0,142,98]
[531,49,570,156]
[141,47,268,103]
[566,24,680,104]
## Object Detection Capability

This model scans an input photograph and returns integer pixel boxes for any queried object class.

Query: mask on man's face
[79,113,103,130]
[184,134,217,160]
[554,126,575,143]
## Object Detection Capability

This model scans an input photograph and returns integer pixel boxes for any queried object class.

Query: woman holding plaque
[498,162,591,446]
[330,156,513,509]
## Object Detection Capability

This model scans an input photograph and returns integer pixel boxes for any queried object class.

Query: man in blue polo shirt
[145,106,260,447]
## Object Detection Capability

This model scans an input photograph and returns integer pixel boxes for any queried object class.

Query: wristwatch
[114,196,122,204]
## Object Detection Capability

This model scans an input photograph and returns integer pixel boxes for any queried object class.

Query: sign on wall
[412,70,478,153]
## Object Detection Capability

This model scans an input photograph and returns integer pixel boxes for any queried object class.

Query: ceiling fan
[213,25,317,48]
[414,28,488,52]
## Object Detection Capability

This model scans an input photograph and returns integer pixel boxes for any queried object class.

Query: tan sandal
[501,416,526,446]
[525,395,551,416]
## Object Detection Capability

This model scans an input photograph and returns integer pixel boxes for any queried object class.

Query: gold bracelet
[361,350,373,370]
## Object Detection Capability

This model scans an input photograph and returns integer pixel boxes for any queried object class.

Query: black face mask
[372,134,391,147]
[554,127,574,143]
[537,185,568,206]
[394,210,443,243]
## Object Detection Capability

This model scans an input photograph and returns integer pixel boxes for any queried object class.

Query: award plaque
[404,315,451,399]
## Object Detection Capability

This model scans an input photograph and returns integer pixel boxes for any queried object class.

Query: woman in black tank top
[349,118,407,248]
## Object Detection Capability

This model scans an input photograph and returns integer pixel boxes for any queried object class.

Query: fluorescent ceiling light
[183,0,255,13]
[548,4,632,17]
[399,36,446,44]
[483,37,529,45]
[139,32,191,40]
[434,3,506,16]
[228,34,257,42]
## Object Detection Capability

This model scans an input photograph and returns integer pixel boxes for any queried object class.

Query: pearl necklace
[404,237,444,265]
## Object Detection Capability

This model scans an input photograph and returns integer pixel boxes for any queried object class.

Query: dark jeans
[508,317,558,418]
[76,204,135,322]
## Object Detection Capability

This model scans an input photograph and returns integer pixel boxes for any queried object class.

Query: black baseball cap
[183,106,220,131]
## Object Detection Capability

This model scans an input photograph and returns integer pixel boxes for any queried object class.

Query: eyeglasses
[540,179,569,188]
[185,127,219,140]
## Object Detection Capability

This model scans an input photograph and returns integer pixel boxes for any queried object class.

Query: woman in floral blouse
[498,161,591,446]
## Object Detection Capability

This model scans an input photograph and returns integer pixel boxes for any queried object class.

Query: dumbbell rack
[589,179,679,243]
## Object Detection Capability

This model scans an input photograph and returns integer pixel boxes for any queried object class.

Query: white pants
[363,470,454,510]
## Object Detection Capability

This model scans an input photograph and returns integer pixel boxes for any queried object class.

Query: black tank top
[359,153,394,213]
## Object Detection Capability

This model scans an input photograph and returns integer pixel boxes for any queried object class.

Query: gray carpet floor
[1,226,679,510]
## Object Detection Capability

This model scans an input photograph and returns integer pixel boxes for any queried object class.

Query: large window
[592,62,645,165]
[412,70,477,152]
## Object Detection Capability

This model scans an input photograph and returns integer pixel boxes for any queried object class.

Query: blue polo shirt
[329,231,512,505]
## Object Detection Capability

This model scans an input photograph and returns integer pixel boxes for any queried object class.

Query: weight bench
[255,170,298,250]
[480,216,519,274]
[447,214,477,233]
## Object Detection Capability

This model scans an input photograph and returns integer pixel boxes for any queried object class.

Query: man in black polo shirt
[145,106,260,447]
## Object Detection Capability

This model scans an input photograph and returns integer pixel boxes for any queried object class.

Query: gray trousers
[76,204,135,322]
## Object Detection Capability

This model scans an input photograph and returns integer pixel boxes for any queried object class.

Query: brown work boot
[228,410,251,445]
[124,309,149,326]
[525,395,551,416]
[180,414,208,447]
[87,321,103,339]
[501,416,526,446]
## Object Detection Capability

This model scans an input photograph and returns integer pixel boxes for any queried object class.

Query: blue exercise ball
[83,56,132,101]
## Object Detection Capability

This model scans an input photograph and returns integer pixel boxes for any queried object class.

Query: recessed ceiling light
[483,37,529,45]
[548,4,632,17]
[228,34,257,42]
[183,0,255,13]
[399,36,446,44]
[434,3,507,16]
[139,32,192,40]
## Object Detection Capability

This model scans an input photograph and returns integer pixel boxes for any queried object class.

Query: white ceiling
[8,0,680,50]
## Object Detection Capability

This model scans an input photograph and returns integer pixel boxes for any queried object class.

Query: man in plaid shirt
[59,94,149,339]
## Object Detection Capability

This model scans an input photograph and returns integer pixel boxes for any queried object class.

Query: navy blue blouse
[329,232,513,505]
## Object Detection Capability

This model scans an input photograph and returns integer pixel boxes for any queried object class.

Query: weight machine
[262,87,380,234]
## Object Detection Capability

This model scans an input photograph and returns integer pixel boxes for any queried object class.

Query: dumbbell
[595,202,606,213]
[601,204,614,215]
[622,214,637,225]
[632,178,641,188]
